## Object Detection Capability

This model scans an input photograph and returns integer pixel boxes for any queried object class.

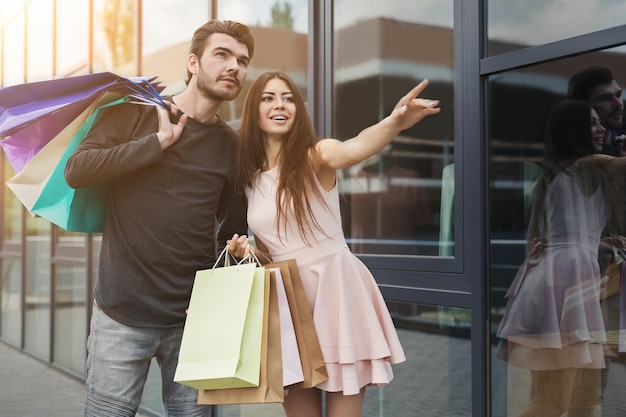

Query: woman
[228,71,440,417]
[496,99,625,417]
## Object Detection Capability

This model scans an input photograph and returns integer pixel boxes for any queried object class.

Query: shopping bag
[6,91,121,213]
[0,97,107,174]
[174,256,267,391]
[271,267,304,386]
[0,72,122,134]
[0,72,165,173]
[198,269,284,405]
[28,96,129,232]
[0,72,120,109]
[0,72,164,136]
[266,259,328,388]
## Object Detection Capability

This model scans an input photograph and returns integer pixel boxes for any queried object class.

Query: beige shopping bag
[174,260,267,390]
[198,268,284,404]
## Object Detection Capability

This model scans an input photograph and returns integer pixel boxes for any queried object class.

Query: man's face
[190,33,250,102]
[588,80,624,130]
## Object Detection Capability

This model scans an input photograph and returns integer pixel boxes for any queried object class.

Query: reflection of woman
[496,100,624,417]
[228,71,439,417]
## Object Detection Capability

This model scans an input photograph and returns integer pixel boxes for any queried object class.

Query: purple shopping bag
[0,72,120,109]
[0,73,165,173]
[0,73,165,136]
[0,72,122,136]
[0,98,100,173]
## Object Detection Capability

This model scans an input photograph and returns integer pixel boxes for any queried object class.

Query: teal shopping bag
[30,97,128,232]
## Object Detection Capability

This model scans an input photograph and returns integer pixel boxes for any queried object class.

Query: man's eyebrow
[214,46,250,62]
[597,92,620,99]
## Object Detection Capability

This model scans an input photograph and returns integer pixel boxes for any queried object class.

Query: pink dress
[496,167,608,370]
[246,166,406,395]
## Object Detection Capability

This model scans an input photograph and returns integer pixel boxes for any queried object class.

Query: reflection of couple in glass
[497,99,626,417]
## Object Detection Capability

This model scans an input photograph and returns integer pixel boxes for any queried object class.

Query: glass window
[217,0,308,122]
[3,156,22,242]
[56,0,88,75]
[23,215,51,361]
[384,302,471,416]
[334,0,455,257]
[92,0,137,75]
[1,156,23,347]
[2,7,25,86]
[489,48,626,416]
[141,0,209,95]
[0,256,22,347]
[487,0,626,56]
[53,263,88,377]
[217,0,308,34]
[25,0,53,82]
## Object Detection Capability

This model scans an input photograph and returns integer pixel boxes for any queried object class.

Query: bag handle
[211,246,238,269]
[237,251,263,267]
[211,242,266,270]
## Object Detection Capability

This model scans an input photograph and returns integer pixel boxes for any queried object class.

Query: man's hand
[614,134,626,156]
[156,101,188,150]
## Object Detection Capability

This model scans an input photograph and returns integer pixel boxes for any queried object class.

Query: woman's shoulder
[308,144,337,191]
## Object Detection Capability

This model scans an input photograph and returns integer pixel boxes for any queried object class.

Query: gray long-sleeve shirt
[65,99,247,327]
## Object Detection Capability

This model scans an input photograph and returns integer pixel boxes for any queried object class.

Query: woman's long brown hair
[237,71,329,244]
[527,99,622,244]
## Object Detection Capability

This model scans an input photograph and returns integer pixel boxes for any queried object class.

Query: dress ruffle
[318,359,394,395]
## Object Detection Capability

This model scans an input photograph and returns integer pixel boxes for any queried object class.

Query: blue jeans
[84,302,212,417]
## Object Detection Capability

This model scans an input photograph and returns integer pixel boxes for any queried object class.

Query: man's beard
[197,73,240,102]
[605,113,624,131]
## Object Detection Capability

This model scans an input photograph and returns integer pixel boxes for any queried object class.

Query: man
[65,20,254,416]
[568,65,625,155]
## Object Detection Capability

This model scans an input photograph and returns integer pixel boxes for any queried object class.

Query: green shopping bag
[174,255,268,391]
[30,97,128,232]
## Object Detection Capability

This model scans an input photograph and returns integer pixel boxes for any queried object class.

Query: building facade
[1,0,626,416]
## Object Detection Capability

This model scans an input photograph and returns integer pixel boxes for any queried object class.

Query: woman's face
[591,108,606,153]
[258,78,296,140]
